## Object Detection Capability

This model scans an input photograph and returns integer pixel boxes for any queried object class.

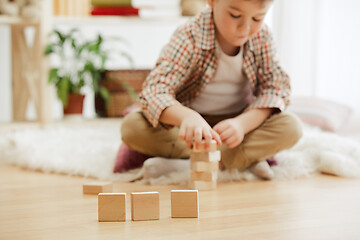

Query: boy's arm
[139,26,197,129]
[159,105,196,126]
[234,108,273,134]
[246,25,291,113]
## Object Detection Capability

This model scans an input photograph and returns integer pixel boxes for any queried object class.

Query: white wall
[315,0,360,109]
[0,25,12,122]
[271,0,320,96]
[271,0,360,115]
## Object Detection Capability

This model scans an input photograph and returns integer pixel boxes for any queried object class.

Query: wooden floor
[1,165,360,240]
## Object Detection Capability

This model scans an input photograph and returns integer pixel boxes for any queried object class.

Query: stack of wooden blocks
[83,182,199,221]
[190,140,220,190]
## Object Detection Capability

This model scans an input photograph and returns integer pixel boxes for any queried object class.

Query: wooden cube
[190,171,218,182]
[193,139,217,152]
[131,192,160,221]
[98,193,126,222]
[191,161,219,172]
[171,190,199,218]
[190,180,217,191]
[190,150,221,162]
[83,182,112,194]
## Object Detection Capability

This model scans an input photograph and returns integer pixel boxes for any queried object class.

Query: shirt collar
[244,38,254,52]
[195,7,216,50]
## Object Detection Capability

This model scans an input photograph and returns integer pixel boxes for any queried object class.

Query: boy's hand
[213,108,273,148]
[179,113,222,150]
[213,118,245,148]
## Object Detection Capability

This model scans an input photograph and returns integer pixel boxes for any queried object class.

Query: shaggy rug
[1,123,360,185]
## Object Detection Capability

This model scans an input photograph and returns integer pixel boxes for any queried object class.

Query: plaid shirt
[140,7,291,128]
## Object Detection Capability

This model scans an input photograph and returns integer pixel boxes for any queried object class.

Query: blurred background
[0,0,359,123]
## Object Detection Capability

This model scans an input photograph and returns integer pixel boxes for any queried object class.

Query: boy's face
[208,0,272,54]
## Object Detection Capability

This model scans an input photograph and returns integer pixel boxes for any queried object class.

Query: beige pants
[121,111,303,170]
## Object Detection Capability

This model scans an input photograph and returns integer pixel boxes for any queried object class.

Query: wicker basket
[95,69,151,117]
[100,70,150,91]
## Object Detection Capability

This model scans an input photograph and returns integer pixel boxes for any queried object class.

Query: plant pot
[63,94,85,115]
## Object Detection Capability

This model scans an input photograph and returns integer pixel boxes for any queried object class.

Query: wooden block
[131,192,160,221]
[190,180,217,191]
[83,182,112,194]
[171,190,199,218]
[191,161,219,172]
[190,150,221,162]
[98,193,126,222]
[190,171,218,182]
[193,139,217,152]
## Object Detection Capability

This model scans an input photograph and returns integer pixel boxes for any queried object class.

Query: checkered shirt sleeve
[246,26,291,112]
[139,27,195,127]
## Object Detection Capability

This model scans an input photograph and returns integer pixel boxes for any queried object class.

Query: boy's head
[207,0,273,55]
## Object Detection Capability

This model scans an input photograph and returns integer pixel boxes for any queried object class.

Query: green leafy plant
[44,28,135,108]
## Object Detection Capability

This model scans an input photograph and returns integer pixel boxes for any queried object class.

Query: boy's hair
[245,0,274,2]
[242,0,274,2]
[214,0,274,3]
[243,0,274,6]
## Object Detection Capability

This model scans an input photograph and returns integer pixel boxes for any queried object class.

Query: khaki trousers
[121,111,303,170]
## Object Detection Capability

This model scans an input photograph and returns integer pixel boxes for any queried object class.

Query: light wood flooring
[1,165,360,240]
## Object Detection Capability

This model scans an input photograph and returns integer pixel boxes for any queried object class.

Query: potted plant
[44,28,134,116]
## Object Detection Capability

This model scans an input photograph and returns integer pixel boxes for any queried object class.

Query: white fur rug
[1,123,360,185]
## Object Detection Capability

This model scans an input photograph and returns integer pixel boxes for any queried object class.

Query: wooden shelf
[0,15,39,25]
[0,15,189,26]
[53,15,190,26]
[3,0,53,125]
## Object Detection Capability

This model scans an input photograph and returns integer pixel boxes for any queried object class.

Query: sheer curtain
[270,0,360,115]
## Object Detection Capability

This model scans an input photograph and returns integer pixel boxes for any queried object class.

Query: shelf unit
[0,15,38,25]
[53,15,189,25]
[1,1,188,123]
[0,0,52,125]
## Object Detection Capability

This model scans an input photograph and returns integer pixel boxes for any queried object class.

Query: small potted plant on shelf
[44,28,134,116]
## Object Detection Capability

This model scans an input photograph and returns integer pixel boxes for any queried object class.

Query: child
[114,0,303,179]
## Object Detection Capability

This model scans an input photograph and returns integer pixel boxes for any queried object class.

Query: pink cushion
[287,96,353,132]
[113,144,151,173]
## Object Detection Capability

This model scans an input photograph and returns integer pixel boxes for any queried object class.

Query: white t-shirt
[190,42,253,115]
